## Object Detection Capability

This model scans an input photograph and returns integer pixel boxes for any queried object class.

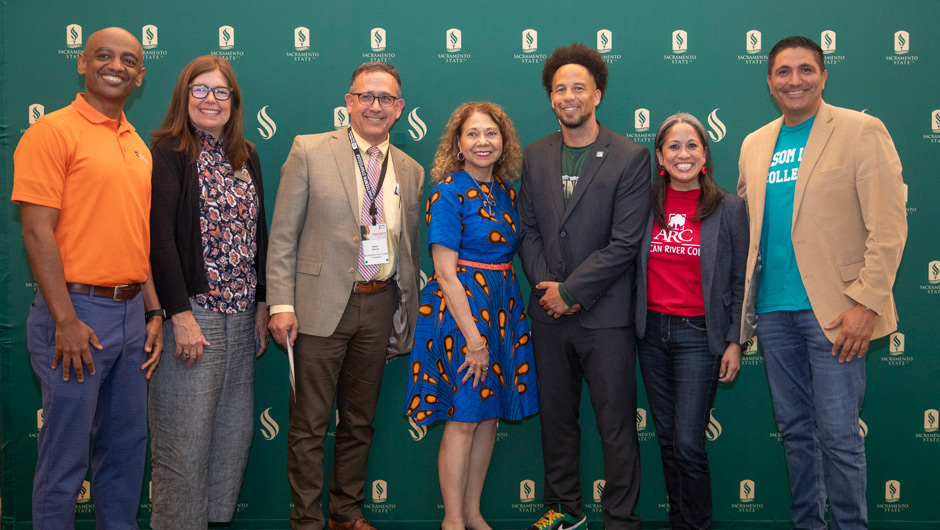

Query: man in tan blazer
[738,36,905,530]
[267,62,423,530]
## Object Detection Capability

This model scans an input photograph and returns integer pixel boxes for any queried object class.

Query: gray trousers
[149,302,256,530]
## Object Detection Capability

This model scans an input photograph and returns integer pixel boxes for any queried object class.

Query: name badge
[360,223,390,265]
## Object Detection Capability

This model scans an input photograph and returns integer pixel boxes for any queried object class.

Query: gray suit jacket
[266,130,424,356]
[635,191,749,356]
[518,123,651,328]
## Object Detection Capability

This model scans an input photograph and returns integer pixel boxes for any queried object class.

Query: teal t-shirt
[756,116,815,313]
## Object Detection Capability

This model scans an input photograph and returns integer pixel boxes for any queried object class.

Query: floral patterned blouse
[191,130,259,313]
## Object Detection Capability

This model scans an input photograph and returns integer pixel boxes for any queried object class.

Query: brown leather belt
[352,278,390,294]
[66,282,142,301]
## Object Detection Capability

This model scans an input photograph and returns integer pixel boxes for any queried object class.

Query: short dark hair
[349,61,402,96]
[768,36,825,75]
[542,43,608,96]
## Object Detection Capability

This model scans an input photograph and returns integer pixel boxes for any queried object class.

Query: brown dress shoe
[328,516,377,530]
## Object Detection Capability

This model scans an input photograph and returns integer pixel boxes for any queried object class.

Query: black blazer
[150,135,268,317]
[518,123,651,328]
[635,190,749,355]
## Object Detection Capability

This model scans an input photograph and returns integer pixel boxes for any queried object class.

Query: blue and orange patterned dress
[404,171,539,425]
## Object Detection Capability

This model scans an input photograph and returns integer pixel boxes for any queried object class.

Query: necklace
[472,177,497,215]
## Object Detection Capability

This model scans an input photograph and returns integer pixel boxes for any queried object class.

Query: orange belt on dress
[456,259,512,271]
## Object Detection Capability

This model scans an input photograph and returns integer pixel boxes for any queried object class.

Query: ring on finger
[482,366,489,373]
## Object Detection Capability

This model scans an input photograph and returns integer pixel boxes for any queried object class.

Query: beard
[554,107,593,130]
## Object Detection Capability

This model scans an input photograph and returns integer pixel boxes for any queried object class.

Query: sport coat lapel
[563,126,610,223]
[747,118,782,229]
[793,102,834,221]
[699,203,719,299]
[329,130,362,224]
[544,133,566,220]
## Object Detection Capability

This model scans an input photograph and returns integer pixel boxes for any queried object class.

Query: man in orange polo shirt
[12,27,163,529]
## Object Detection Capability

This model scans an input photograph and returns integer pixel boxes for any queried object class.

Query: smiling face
[768,46,827,126]
[549,64,601,131]
[344,70,405,146]
[187,69,232,138]
[457,112,503,181]
[77,27,145,119]
[656,122,706,191]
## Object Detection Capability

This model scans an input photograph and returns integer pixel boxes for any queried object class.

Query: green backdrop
[2,1,938,528]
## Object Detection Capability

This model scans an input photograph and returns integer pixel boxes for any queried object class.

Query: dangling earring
[499,154,505,162]
[658,167,666,177]
[701,166,707,175]
[457,152,465,161]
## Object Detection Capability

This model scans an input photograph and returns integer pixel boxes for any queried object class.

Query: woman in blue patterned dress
[404,102,539,530]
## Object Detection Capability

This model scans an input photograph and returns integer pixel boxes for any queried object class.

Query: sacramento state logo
[142,25,157,50]
[732,478,764,512]
[439,29,471,63]
[214,26,244,61]
[259,407,279,440]
[28,104,44,125]
[882,331,912,366]
[408,108,427,141]
[886,30,917,65]
[515,29,546,64]
[821,30,845,64]
[707,109,726,143]
[334,106,349,129]
[665,30,696,65]
[519,479,535,502]
[66,24,82,49]
[877,480,909,512]
[363,28,395,59]
[286,27,320,61]
[705,408,722,441]
[256,106,276,140]
[738,30,768,65]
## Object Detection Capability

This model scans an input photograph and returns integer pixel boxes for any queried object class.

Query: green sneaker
[525,508,587,530]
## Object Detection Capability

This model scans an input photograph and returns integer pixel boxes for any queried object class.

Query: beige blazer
[266,130,424,356]
[737,102,906,343]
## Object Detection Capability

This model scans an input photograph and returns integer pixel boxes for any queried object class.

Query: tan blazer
[737,102,906,343]
[266,130,424,356]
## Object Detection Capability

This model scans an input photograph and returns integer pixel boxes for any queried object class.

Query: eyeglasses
[190,84,232,101]
[350,93,399,107]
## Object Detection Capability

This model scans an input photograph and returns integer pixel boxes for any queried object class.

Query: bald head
[78,27,145,119]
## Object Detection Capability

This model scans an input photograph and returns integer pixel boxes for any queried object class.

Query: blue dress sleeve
[426,177,463,254]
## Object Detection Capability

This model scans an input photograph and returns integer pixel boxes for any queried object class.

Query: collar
[72,93,134,132]
[350,127,390,158]
[197,128,223,148]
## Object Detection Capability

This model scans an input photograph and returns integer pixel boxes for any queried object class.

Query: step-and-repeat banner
[2,1,938,528]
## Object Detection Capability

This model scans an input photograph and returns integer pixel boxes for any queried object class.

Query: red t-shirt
[647,186,704,316]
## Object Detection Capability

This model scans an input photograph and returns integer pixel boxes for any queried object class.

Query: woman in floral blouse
[148,55,268,530]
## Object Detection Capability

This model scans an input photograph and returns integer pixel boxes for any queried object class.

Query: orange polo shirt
[12,94,152,286]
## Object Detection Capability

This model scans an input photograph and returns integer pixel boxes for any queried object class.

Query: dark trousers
[287,285,398,530]
[531,317,642,530]
[638,311,721,530]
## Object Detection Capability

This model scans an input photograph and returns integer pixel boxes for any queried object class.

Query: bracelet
[145,308,166,323]
[466,342,487,353]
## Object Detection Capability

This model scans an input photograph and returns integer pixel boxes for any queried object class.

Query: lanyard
[347,127,389,225]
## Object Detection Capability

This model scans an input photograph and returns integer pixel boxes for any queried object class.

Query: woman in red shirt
[635,113,749,530]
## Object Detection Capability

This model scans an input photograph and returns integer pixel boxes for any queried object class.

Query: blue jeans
[757,310,867,530]
[28,290,147,530]
[637,311,720,530]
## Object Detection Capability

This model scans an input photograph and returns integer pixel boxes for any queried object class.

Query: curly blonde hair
[430,101,522,184]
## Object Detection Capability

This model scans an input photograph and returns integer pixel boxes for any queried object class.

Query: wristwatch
[145,308,166,323]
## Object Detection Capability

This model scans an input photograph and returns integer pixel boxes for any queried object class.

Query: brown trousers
[287,285,398,530]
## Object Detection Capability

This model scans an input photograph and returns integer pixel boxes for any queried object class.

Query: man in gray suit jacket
[267,62,423,530]
[518,43,650,530]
